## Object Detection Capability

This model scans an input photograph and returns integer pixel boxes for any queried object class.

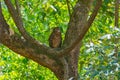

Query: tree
[1,0,115,80]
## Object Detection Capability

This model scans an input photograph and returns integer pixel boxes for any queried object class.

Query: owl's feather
[49,27,62,48]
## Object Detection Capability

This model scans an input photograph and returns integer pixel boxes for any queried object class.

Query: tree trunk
[56,0,94,79]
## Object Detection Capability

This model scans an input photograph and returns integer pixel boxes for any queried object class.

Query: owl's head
[53,27,61,33]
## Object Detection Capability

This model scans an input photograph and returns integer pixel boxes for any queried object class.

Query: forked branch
[58,0,102,57]
[4,0,40,45]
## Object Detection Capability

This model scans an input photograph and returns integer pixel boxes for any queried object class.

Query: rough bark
[0,0,102,80]
[62,0,92,79]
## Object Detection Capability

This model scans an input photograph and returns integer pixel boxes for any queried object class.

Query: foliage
[79,0,120,79]
[0,0,119,80]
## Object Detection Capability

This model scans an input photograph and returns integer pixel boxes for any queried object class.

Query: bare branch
[58,0,102,57]
[4,0,40,45]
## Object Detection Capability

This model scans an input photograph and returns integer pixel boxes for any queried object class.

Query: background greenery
[0,0,120,80]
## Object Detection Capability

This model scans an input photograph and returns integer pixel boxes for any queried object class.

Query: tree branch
[4,0,41,45]
[0,2,10,37]
[87,0,102,28]
[15,0,21,17]
[58,0,102,57]
[1,0,64,75]
[1,0,61,60]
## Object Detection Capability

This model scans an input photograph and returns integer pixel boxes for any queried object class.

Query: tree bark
[62,0,93,79]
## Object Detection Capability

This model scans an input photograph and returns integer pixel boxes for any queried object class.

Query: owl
[49,27,62,48]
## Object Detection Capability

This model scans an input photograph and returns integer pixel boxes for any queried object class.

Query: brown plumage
[49,27,62,48]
